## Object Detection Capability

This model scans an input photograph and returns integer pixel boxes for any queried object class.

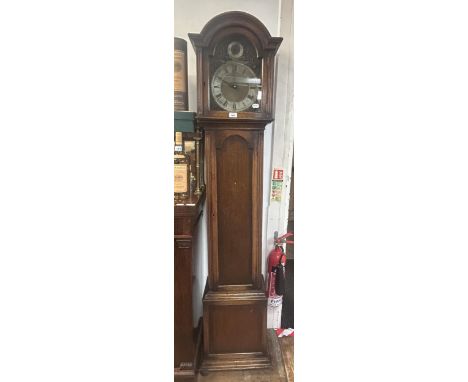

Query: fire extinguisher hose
[274,248,286,296]
[274,232,294,245]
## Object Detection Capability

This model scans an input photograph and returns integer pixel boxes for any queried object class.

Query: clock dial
[211,61,259,112]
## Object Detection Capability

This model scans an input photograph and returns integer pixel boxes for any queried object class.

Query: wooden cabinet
[174,191,205,381]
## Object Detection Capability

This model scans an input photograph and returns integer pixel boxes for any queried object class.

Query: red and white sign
[272,168,284,180]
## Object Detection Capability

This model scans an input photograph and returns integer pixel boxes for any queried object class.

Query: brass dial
[211,61,260,112]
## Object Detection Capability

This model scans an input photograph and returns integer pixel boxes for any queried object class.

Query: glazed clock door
[208,35,263,115]
[205,127,263,290]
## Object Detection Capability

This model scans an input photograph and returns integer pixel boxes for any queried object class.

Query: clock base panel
[201,290,271,371]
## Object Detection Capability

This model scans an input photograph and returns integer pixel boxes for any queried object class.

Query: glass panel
[209,35,262,113]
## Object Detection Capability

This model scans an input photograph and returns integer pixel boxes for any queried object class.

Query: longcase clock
[189,11,282,372]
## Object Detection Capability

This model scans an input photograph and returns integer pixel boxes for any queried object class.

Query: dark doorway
[281,159,294,329]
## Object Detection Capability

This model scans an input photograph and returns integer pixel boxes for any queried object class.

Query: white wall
[174,0,293,323]
[264,0,294,274]
[191,203,207,327]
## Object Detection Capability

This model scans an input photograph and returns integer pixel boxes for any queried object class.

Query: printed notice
[271,168,284,202]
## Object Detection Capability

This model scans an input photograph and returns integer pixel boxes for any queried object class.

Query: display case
[174,190,205,381]
[174,112,206,381]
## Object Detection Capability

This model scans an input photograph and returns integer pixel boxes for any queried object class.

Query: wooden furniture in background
[174,191,205,381]
[189,11,282,372]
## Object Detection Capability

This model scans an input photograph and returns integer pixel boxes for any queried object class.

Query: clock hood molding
[188,11,282,56]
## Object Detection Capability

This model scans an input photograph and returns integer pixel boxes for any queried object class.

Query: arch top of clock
[189,11,282,121]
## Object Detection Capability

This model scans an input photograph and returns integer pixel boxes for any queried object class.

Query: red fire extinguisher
[267,232,293,297]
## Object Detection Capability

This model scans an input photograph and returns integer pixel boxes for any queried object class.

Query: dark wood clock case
[189,11,282,372]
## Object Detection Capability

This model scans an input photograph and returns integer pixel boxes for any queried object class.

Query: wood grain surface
[279,337,294,382]
[197,330,290,381]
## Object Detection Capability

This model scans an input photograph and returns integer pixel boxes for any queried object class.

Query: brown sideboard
[174,191,205,381]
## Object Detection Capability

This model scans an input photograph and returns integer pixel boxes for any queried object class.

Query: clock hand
[222,75,261,85]
[221,78,249,89]
[221,78,235,88]
[221,78,244,90]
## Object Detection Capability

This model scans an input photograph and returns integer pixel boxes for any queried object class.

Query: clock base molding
[200,351,271,373]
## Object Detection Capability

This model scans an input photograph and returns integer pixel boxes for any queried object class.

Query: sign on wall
[271,168,284,202]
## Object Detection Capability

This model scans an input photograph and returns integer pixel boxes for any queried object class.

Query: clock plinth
[200,287,270,372]
[189,11,282,372]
